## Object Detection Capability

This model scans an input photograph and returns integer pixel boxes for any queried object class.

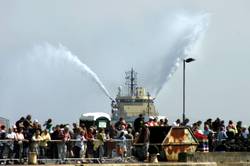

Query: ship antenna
[131,68,134,96]
[125,68,137,96]
[147,92,150,116]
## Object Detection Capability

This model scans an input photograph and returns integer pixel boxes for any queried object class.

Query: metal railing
[0,138,133,164]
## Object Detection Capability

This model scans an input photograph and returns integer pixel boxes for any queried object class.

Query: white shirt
[75,134,86,149]
[6,132,16,139]
[173,122,180,127]
[15,133,24,141]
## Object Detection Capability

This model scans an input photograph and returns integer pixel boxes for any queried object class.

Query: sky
[1,0,250,126]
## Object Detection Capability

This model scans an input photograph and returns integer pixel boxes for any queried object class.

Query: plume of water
[31,43,112,100]
[153,13,210,96]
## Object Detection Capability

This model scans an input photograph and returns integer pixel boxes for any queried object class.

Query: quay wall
[179,152,250,165]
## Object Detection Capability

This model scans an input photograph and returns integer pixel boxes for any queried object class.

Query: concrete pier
[179,152,250,166]
[8,163,217,166]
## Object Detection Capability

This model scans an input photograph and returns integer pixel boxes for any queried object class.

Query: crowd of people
[0,114,250,164]
[191,118,250,152]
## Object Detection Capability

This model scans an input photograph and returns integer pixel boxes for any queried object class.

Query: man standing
[134,114,145,133]
[0,125,6,164]
[57,126,71,163]
[135,125,150,161]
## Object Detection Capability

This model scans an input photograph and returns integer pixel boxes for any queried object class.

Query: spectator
[227,120,238,137]
[203,123,212,136]
[79,129,87,159]
[181,118,190,127]
[115,117,127,130]
[134,125,150,161]
[8,114,250,160]
[236,121,243,137]
[40,129,51,159]
[240,126,248,139]
[31,129,43,158]
[173,119,181,127]
[57,126,71,163]
[197,121,203,130]
[193,125,206,139]
[15,117,25,131]
[107,124,117,139]
[153,117,158,126]
[158,119,165,126]
[72,123,79,136]
[125,128,133,140]
[116,131,127,159]
[212,118,221,132]
[84,128,94,158]
[133,114,144,133]
[94,128,106,161]
[23,115,33,130]
[74,128,86,163]
[50,125,60,159]
[163,118,169,126]
[217,126,228,142]
[14,127,25,163]
[43,119,53,133]
[0,125,6,164]
[125,128,133,157]
[205,118,212,129]
[145,116,154,127]
[5,128,16,164]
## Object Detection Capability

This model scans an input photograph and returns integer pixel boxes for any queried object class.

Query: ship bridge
[111,69,158,123]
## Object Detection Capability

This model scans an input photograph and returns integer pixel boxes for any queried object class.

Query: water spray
[153,13,210,96]
[32,43,113,100]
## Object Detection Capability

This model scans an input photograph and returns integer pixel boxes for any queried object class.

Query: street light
[183,58,195,123]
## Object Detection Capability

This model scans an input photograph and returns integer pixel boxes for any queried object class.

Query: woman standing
[40,129,51,159]
[31,129,43,158]
[14,128,25,163]
[74,128,86,161]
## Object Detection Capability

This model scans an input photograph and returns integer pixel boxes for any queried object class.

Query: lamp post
[183,58,195,123]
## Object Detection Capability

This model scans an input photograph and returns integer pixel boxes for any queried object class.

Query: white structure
[80,112,111,121]
[79,112,111,128]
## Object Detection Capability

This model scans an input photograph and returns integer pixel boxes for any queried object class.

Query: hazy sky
[1,1,250,126]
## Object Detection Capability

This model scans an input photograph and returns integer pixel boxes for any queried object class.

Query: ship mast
[125,68,137,96]
[147,92,150,116]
